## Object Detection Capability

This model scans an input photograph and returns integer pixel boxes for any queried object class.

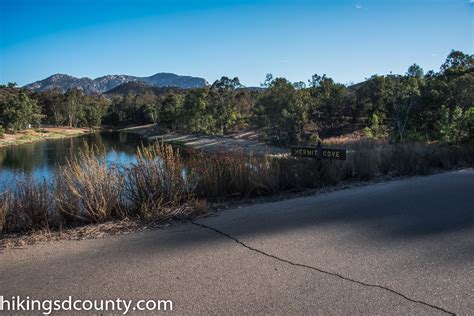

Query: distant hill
[104,81,183,96]
[24,72,208,94]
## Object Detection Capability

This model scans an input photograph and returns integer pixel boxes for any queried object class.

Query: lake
[0,131,148,192]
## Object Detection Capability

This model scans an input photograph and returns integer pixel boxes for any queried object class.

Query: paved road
[1,170,473,315]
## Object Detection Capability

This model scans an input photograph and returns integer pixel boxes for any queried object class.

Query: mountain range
[23,72,208,94]
[103,81,183,96]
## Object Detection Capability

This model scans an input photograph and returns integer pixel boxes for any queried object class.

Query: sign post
[290,145,346,160]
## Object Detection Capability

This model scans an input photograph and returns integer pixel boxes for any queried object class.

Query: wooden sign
[319,147,346,160]
[290,146,346,160]
[290,146,319,158]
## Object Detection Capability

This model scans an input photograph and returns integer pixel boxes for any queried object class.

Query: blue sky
[0,0,472,87]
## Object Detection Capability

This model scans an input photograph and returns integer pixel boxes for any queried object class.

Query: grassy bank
[1,141,473,240]
[0,127,91,148]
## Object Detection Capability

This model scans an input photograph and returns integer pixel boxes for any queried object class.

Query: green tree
[78,96,106,127]
[261,73,274,88]
[413,51,473,140]
[35,89,67,126]
[441,50,473,73]
[388,77,421,142]
[64,88,84,127]
[159,92,184,130]
[462,107,474,143]
[181,89,213,133]
[406,63,424,78]
[307,74,352,132]
[355,75,392,123]
[253,78,309,145]
[0,91,41,132]
[135,91,159,124]
[437,106,474,143]
[103,93,150,127]
[207,77,243,134]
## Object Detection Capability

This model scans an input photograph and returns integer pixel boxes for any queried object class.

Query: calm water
[0,131,147,192]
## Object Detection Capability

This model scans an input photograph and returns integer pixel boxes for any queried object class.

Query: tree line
[1,50,472,144]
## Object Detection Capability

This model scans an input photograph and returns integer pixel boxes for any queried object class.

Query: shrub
[378,146,393,175]
[190,150,280,199]
[125,143,197,219]
[462,107,474,143]
[392,143,432,175]
[0,125,4,139]
[3,176,51,232]
[1,140,473,237]
[363,127,374,139]
[319,160,346,184]
[437,106,474,144]
[273,157,321,190]
[350,140,382,180]
[55,147,125,224]
[0,193,6,235]
[363,114,386,140]
[193,198,208,214]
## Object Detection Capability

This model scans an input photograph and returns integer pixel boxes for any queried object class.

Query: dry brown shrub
[193,198,209,214]
[55,147,125,224]
[0,193,7,236]
[2,138,473,239]
[189,149,281,199]
[2,176,51,232]
[349,140,383,180]
[391,143,431,175]
[125,143,197,219]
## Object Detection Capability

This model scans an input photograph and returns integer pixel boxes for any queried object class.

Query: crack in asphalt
[192,221,456,315]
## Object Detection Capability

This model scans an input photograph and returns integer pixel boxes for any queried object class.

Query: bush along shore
[1,141,474,240]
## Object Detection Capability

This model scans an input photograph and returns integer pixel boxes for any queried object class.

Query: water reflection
[0,132,147,192]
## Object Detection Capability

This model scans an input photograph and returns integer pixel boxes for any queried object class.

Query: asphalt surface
[1,170,473,315]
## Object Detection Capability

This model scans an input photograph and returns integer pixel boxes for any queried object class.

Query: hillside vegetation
[1,50,473,240]
[1,50,473,146]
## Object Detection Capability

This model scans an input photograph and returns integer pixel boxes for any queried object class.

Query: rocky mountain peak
[24,72,208,94]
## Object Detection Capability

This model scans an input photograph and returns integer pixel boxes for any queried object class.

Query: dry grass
[193,198,209,214]
[189,150,280,199]
[349,140,384,180]
[124,143,197,219]
[1,140,473,238]
[0,127,90,148]
[2,177,51,232]
[55,147,125,224]
[0,193,6,236]
[344,140,474,178]
[322,130,368,146]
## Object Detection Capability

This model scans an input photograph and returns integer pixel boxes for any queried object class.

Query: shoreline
[123,124,287,155]
[2,125,473,249]
[0,127,94,148]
